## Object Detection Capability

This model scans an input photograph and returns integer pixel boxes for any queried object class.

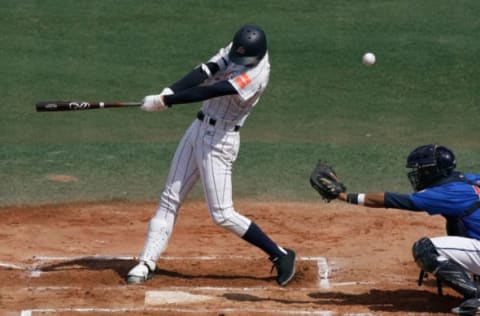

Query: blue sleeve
[410,181,480,216]
[465,173,480,186]
[384,192,423,211]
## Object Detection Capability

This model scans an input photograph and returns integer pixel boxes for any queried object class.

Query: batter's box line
[28,254,331,287]
[29,254,326,261]
[12,254,372,288]
[20,307,374,315]
[0,261,26,270]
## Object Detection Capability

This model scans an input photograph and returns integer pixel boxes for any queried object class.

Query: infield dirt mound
[0,200,461,315]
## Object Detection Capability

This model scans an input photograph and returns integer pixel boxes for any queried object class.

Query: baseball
[362,52,376,66]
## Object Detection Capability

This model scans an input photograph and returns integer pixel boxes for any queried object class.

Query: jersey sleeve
[228,54,270,101]
[410,182,480,216]
[384,192,422,211]
[207,43,231,72]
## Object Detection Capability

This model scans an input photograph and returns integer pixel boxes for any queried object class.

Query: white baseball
[362,52,376,66]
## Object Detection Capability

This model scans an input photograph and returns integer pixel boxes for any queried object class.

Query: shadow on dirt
[308,289,459,313]
[223,293,308,305]
[37,257,276,283]
[223,289,459,313]
[154,267,275,283]
[38,257,136,276]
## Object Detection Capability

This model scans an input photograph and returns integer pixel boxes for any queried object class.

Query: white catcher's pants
[139,118,251,263]
[432,236,480,275]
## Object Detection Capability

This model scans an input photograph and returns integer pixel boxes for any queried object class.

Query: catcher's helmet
[406,144,456,191]
[228,25,267,66]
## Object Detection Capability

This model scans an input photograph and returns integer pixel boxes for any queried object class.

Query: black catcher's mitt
[309,162,346,202]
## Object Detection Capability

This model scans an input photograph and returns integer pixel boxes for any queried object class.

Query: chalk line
[20,307,336,315]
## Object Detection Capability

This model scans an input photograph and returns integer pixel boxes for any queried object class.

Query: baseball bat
[36,101,142,112]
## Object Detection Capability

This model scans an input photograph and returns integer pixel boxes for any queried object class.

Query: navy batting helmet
[228,25,267,66]
[406,144,456,191]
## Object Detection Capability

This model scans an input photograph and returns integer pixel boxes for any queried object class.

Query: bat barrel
[35,101,141,112]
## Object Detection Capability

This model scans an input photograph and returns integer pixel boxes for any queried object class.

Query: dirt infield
[0,200,462,315]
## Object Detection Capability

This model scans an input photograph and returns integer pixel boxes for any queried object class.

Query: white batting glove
[141,94,167,112]
[140,88,174,112]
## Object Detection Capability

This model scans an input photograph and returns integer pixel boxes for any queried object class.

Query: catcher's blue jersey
[385,173,480,239]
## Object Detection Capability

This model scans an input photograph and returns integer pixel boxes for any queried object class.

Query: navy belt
[196,111,240,132]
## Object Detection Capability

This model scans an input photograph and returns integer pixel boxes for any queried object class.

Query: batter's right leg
[127,217,173,284]
[127,124,200,284]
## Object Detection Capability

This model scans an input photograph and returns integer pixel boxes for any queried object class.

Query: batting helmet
[228,25,267,66]
[406,144,456,191]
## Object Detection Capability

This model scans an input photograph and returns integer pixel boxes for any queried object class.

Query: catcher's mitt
[309,161,346,202]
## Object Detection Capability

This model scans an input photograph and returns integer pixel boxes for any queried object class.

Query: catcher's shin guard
[435,261,480,299]
[413,237,479,299]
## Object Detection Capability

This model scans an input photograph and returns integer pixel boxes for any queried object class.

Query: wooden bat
[36,101,142,112]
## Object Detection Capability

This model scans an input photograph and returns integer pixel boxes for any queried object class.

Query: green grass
[1,0,480,206]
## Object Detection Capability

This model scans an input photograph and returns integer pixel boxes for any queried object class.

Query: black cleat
[452,298,480,315]
[270,248,296,286]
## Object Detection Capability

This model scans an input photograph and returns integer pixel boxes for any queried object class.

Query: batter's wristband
[346,193,358,204]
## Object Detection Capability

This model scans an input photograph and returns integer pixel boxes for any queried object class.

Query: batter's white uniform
[139,44,270,263]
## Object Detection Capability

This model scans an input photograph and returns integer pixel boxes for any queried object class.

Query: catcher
[310,144,480,315]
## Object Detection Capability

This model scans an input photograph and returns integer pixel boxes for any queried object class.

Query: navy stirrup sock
[242,222,286,258]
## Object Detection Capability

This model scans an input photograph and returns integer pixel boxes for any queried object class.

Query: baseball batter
[310,144,480,314]
[127,25,296,286]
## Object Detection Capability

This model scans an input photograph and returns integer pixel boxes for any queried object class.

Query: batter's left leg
[198,131,296,285]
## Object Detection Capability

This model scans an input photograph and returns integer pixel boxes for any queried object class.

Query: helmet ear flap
[406,144,456,191]
[435,146,456,176]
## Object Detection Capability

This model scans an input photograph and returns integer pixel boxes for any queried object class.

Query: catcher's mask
[406,144,456,191]
[228,25,267,67]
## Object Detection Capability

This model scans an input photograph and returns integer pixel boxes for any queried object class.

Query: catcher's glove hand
[309,161,346,202]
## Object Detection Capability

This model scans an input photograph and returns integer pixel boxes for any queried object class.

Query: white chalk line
[3,255,330,281]
[317,257,329,288]
[30,254,328,261]
[4,254,374,288]
[11,254,373,315]
[10,283,374,294]
[20,307,374,315]
[20,307,338,315]
[0,261,26,270]
[2,254,374,288]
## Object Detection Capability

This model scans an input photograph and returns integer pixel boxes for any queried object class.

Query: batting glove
[140,88,174,112]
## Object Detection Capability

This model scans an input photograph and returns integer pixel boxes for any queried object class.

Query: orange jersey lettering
[234,73,252,89]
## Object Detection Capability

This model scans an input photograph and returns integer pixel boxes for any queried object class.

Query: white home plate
[145,291,214,305]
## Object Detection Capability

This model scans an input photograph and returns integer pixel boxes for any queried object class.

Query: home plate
[145,290,214,305]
